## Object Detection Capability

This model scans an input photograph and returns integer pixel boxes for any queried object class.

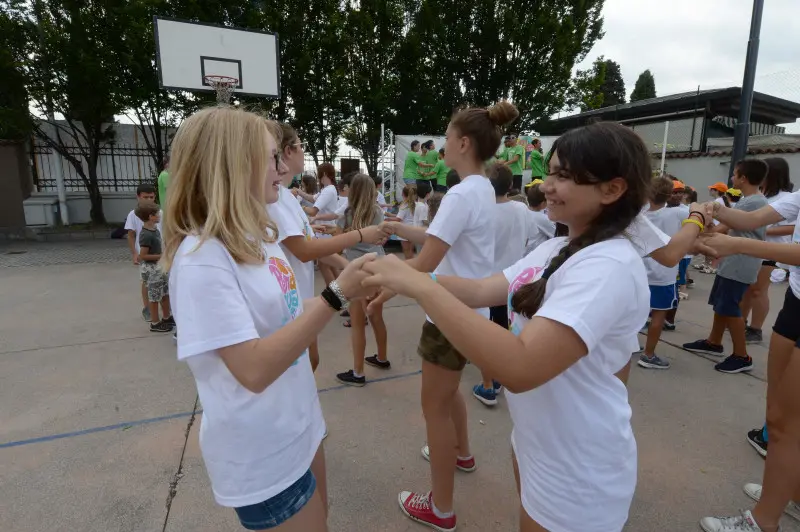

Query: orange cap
[672,180,685,191]
[709,182,728,193]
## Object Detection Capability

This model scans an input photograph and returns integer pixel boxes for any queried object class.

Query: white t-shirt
[313,185,338,226]
[626,211,671,258]
[525,210,555,256]
[770,190,800,299]
[125,209,162,253]
[170,235,324,508]
[376,190,389,211]
[493,200,529,273]
[503,237,648,532]
[426,174,495,319]
[334,196,348,219]
[643,205,689,286]
[767,191,795,244]
[412,201,430,227]
[267,186,316,300]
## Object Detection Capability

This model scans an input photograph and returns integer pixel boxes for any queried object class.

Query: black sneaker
[746,427,768,458]
[336,369,366,387]
[150,321,173,333]
[682,339,724,356]
[663,321,676,331]
[364,355,391,369]
[163,315,176,327]
[714,354,753,374]
[745,327,763,344]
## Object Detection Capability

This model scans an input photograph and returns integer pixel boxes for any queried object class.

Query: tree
[598,58,626,107]
[27,0,139,224]
[0,1,34,140]
[630,69,656,102]
[341,0,405,176]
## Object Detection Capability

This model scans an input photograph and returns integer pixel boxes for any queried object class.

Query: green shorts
[417,321,467,371]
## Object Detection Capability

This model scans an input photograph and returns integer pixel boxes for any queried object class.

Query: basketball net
[203,75,238,104]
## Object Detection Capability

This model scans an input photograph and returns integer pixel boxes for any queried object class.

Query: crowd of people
[119,102,800,532]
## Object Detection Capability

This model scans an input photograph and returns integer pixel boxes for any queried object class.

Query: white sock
[457,455,472,461]
[431,498,453,519]
[353,371,363,378]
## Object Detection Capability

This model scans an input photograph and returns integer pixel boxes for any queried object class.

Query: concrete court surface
[0,240,798,532]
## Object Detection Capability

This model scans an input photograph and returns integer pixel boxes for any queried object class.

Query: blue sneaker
[714,354,753,374]
[492,380,503,393]
[472,384,497,406]
[683,339,724,357]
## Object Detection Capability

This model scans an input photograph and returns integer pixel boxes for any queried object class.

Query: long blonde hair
[161,106,279,271]
[401,184,418,215]
[345,173,381,231]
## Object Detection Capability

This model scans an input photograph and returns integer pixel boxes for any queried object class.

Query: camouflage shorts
[417,321,467,371]
[140,262,168,303]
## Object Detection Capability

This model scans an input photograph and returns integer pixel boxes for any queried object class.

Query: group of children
[120,99,800,532]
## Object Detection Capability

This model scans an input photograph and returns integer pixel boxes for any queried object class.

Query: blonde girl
[327,173,390,386]
[163,107,371,532]
[389,185,418,259]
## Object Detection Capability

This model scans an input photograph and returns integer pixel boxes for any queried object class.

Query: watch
[321,280,349,311]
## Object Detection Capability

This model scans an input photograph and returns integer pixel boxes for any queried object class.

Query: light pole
[728,0,764,182]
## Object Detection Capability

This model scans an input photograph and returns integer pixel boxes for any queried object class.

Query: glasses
[292,141,308,151]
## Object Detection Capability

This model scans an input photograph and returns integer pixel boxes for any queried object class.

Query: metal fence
[31,140,378,193]
[31,142,160,192]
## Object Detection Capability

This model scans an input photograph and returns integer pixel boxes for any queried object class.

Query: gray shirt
[337,207,385,261]
[716,193,768,285]
[138,227,162,263]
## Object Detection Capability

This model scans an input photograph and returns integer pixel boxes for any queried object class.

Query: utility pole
[728,0,764,183]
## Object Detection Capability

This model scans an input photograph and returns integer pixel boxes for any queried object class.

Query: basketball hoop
[203,75,239,104]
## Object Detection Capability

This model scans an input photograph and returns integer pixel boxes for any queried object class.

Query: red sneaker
[421,444,476,472]
[398,491,456,532]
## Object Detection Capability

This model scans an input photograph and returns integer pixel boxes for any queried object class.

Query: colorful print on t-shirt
[507,266,544,334]
[268,256,304,365]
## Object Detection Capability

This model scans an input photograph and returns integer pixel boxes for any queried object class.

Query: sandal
[343,318,368,328]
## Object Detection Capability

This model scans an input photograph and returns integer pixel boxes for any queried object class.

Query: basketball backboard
[153,17,280,98]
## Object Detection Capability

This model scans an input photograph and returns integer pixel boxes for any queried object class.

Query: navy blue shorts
[677,257,691,286]
[649,284,677,310]
[708,275,749,318]
[234,469,316,530]
[773,287,800,348]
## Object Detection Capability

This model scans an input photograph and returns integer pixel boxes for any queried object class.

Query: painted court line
[0,369,422,450]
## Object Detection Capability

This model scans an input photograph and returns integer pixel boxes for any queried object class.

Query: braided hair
[510,122,651,319]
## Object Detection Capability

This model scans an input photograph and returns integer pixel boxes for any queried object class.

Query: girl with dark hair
[403,140,434,184]
[368,100,519,531]
[741,157,796,345]
[360,121,711,531]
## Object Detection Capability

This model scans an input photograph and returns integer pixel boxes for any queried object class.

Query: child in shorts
[135,202,174,333]
[125,184,157,321]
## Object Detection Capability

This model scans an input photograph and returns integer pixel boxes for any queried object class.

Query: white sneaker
[699,510,769,531]
[743,483,800,521]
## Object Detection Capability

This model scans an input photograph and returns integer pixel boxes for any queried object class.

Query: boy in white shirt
[124,183,159,321]
[639,177,691,370]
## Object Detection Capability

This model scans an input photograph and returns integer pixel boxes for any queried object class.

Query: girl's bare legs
[401,240,415,260]
[349,301,367,375]
[368,301,388,362]
[743,265,774,331]
[267,444,328,531]
[751,338,800,531]
[421,361,467,513]
[451,388,471,457]
[512,449,547,532]
[480,369,494,392]
[309,338,320,372]
[319,263,337,285]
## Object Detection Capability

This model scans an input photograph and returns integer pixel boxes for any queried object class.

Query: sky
[573,0,800,131]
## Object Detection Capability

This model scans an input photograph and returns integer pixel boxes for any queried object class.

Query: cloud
[577,0,800,130]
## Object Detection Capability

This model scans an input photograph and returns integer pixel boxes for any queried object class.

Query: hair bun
[487,101,519,127]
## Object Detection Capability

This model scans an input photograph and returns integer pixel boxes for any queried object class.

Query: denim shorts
[234,469,316,530]
[708,275,749,317]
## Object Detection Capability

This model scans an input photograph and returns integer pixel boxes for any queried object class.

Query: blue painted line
[0,369,422,450]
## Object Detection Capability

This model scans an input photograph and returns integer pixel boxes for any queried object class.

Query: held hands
[335,254,379,300]
[359,225,390,245]
[378,221,399,236]
[697,233,740,259]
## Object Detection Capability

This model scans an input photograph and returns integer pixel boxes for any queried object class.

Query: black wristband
[320,287,343,311]
[689,210,705,221]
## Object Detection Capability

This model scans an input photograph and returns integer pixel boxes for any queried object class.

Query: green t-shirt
[433,160,451,187]
[423,149,439,168]
[500,145,525,175]
[157,170,169,205]
[529,150,545,177]
[404,151,423,181]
